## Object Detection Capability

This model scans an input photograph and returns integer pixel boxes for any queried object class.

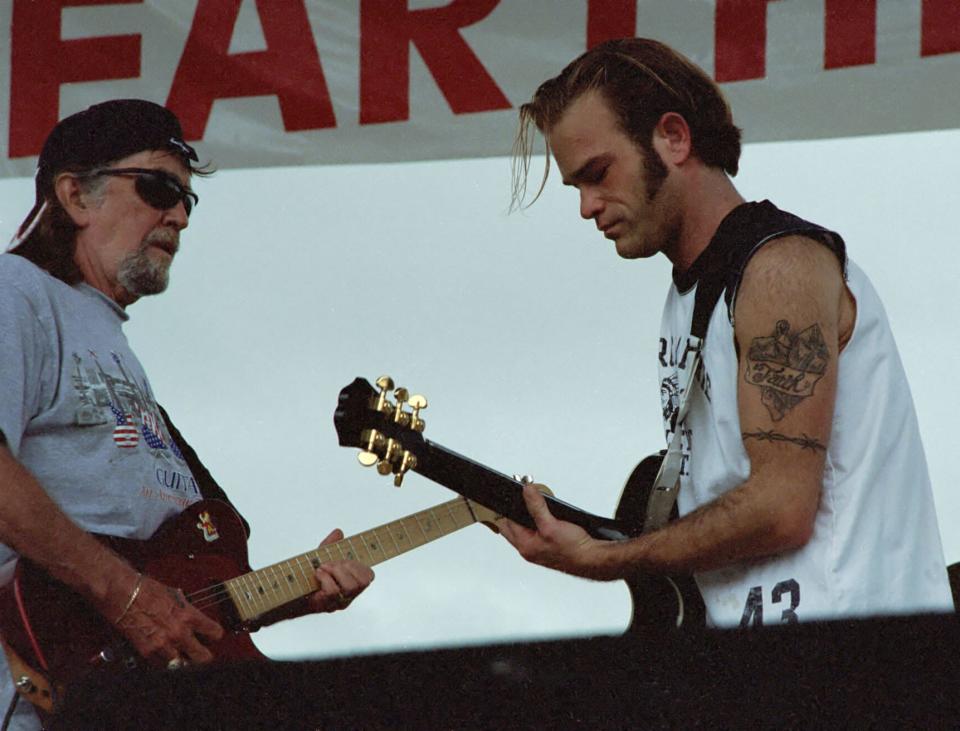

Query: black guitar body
[616,453,706,631]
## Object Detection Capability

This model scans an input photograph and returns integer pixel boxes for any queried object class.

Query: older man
[0,100,373,729]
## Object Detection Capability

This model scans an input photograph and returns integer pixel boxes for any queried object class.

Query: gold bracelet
[115,572,144,625]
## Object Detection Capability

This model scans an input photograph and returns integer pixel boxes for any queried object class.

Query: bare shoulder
[737,235,845,304]
[734,236,845,330]
[734,235,843,457]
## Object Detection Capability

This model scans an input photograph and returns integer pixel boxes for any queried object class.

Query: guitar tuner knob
[376,460,393,476]
[375,376,395,413]
[408,394,428,432]
[358,451,379,467]
[408,394,427,432]
[393,451,418,487]
[384,439,402,463]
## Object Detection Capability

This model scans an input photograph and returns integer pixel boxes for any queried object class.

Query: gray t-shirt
[0,254,204,729]
[0,254,202,572]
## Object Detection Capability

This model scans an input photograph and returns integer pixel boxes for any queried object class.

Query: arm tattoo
[743,319,829,421]
[742,429,826,453]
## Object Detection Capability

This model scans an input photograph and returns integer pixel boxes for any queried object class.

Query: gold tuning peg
[374,376,394,413]
[394,450,418,487]
[373,437,402,476]
[392,387,411,426]
[408,394,427,432]
[357,429,384,467]
[357,451,378,467]
[384,438,401,464]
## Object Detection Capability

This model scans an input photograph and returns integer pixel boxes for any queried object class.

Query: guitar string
[183,551,335,612]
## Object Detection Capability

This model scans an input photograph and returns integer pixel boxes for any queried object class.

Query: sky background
[0,127,957,661]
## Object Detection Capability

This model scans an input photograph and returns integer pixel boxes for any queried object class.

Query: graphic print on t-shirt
[70,349,185,465]
[659,335,711,479]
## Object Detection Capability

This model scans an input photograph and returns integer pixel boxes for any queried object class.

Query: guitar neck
[417,440,639,541]
[332,376,638,543]
[224,496,481,622]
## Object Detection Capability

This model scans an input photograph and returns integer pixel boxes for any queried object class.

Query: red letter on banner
[825,0,876,69]
[921,0,960,56]
[359,0,510,125]
[9,0,141,158]
[587,0,637,49]
[168,0,335,140]
[715,0,780,82]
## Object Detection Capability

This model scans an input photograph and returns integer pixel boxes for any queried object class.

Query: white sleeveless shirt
[658,209,953,627]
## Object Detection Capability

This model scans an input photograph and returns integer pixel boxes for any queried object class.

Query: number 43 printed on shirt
[740,579,800,626]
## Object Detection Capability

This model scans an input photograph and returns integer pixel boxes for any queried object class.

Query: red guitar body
[0,499,265,706]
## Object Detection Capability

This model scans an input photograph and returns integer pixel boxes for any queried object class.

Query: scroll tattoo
[744,319,829,421]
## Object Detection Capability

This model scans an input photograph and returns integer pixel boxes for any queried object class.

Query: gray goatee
[116,230,178,297]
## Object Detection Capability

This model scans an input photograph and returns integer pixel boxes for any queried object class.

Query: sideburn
[642,145,669,202]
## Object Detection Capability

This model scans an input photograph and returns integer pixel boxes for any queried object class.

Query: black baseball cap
[8,99,199,250]
[35,98,198,202]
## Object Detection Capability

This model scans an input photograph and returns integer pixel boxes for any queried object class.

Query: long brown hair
[512,38,742,209]
[10,172,109,284]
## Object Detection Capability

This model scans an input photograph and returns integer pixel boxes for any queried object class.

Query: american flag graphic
[110,404,139,448]
[140,410,167,450]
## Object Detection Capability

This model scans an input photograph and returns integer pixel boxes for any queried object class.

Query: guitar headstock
[334,376,429,487]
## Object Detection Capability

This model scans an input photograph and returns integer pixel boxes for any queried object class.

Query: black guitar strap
[642,201,845,532]
[158,405,251,538]
[642,288,721,532]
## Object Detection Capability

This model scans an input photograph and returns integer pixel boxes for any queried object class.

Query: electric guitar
[334,376,705,632]
[0,494,501,718]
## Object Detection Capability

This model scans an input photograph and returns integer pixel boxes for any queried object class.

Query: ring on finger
[336,591,350,608]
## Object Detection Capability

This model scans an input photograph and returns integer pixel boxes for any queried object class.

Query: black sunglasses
[85,167,199,216]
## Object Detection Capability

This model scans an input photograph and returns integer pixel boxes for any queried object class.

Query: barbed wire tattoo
[742,429,826,452]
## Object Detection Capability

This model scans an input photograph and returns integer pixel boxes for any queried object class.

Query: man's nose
[163,200,189,231]
[580,189,603,221]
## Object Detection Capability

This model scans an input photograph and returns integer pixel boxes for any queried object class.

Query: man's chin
[117,262,171,298]
[614,237,656,260]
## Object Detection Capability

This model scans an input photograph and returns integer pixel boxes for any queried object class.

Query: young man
[0,100,373,729]
[499,38,952,627]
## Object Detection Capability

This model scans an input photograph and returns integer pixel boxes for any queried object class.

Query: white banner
[1,0,959,177]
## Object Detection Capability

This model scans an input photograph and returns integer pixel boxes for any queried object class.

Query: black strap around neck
[158,404,251,538]
[681,201,846,342]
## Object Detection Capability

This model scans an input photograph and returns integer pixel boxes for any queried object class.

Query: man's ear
[53,173,93,227]
[653,112,692,165]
